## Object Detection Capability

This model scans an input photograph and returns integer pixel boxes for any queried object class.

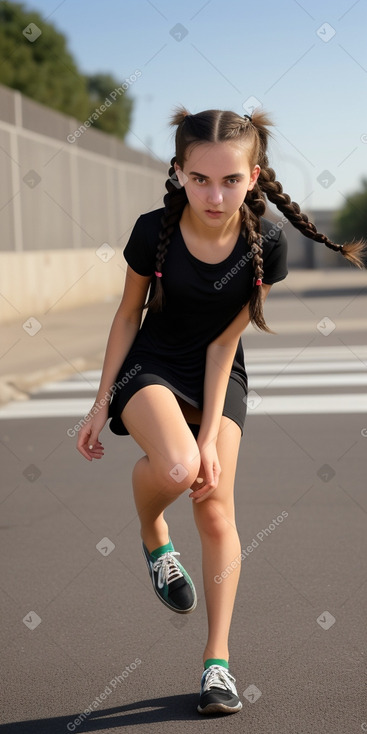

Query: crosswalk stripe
[35,370,367,394]
[0,345,366,419]
[247,360,367,374]
[0,393,366,419]
[247,393,367,415]
[250,373,367,388]
[0,399,93,419]
[38,381,100,393]
[244,345,367,360]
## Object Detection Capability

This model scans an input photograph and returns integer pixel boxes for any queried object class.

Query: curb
[0,352,104,408]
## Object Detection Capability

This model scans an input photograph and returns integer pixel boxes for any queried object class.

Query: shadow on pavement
[0,693,228,732]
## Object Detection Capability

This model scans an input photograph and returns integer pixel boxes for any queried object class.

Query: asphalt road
[0,287,366,734]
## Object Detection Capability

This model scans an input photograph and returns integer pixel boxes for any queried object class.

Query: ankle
[140,522,170,554]
[204,657,229,670]
[203,649,229,668]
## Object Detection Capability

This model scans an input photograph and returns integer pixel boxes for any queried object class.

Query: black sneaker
[142,541,197,614]
[197,665,242,715]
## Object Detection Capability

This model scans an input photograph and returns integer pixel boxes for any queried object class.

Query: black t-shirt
[114,207,288,410]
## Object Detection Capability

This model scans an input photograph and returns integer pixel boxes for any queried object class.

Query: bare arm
[190,284,272,502]
[199,284,272,444]
[95,267,151,402]
[77,266,151,460]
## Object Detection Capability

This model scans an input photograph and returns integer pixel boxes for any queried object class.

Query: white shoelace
[201,665,237,694]
[151,551,183,588]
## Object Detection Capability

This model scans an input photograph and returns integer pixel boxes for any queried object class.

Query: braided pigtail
[257,165,366,269]
[247,109,367,269]
[245,185,267,219]
[145,156,188,312]
[241,202,273,333]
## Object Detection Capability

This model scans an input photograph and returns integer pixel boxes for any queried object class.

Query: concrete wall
[0,84,167,323]
[1,248,128,320]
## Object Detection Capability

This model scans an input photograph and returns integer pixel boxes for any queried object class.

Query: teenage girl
[77,108,365,715]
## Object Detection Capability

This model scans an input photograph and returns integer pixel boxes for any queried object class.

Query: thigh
[121,384,200,471]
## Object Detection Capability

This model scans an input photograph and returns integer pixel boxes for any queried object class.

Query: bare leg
[121,385,201,553]
[192,417,242,665]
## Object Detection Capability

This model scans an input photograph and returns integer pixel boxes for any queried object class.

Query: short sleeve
[262,229,288,285]
[123,215,157,276]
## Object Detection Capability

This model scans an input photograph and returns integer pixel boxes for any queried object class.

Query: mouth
[205,209,223,215]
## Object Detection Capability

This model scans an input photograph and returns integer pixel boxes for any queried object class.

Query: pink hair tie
[256,278,262,286]
[155,271,162,278]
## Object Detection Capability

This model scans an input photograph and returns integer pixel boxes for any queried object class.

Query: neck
[184,205,242,241]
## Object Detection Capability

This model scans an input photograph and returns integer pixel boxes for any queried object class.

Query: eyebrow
[189,171,245,180]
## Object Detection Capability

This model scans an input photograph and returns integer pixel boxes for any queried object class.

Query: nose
[207,186,223,206]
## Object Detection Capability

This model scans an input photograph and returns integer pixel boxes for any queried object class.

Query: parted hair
[147,107,366,331]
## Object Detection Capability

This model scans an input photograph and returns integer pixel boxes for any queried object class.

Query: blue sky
[21,0,367,210]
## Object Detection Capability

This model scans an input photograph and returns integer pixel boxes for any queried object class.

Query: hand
[189,440,221,503]
[76,403,108,461]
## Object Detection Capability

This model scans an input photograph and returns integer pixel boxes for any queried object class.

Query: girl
[77,108,365,715]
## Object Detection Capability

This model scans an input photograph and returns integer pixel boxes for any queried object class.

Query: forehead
[184,141,252,174]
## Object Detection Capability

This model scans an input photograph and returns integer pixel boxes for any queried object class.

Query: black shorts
[108,373,247,439]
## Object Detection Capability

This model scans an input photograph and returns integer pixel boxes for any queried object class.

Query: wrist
[92,394,110,412]
[197,428,218,448]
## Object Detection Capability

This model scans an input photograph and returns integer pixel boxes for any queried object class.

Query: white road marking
[35,370,367,394]
[0,399,93,418]
[0,345,366,419]
[38,381,100,393]
[247,393,367,415]
[251,374,367,388]
[0,393,366,419]
[244,345,367,361]
[247,360,367,374]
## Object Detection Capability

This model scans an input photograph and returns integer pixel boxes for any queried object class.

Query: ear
[247,164,261,192]
[174,162,188,187]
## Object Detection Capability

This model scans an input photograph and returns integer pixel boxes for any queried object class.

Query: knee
[195,498,236,540]
[155,450,201,496]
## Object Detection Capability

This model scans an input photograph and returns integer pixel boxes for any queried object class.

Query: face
[175,141,260,229]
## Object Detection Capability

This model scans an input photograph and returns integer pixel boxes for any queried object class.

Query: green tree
[0,1,91,120]
[332,178,367,244]
[0,1,133,139]
[86,73,133,140]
